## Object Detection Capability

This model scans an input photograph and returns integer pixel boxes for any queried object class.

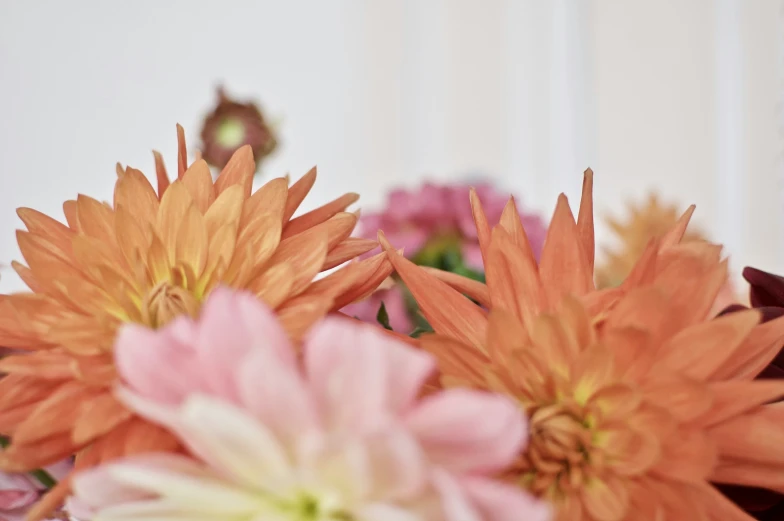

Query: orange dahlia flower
[0,126,391,519]
[597,192,742,315]
[381,171,784,520]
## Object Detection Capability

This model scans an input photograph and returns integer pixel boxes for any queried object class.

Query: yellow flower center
[521,401,603,500]
[140,281,200,329]
[216,118,247,148]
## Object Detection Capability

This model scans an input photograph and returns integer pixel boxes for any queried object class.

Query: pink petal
[0,473,37,511]
[196,287,293,401]
[458,477,552,521]
[404,389,526,473]
[236,345,320,442]
[431,470,482,521]
[304,317,390,434]
[114,323,201,403]
[305,317,435,433]
[461,244,485,271]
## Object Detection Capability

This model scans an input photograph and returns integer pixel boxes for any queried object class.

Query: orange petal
[277,297,334,342]
[62,200,81,232]
[156,181,194,265]
[576,168,595,277]
[152,150,172,199]
[713,314,784,381]
[710,459,784,494]
[223,213,282,288]
[469,188,492,268]
[709,406,784,465]
[498,197,536,263]
[204,184,244,240]
[580,476,629,521]
[538,194,591,305]
[241,177,288,228]
[322,238,379,270]
[380,231,488,350]
[250,263,295,309]
[650,428,717,483]
[620,238,660,291]
[419,334,490,386]
[72,393,133,445]
[324,252,395,310]
[75,195,117,247]
[486,226,546,327]
[180,159,216,214]
[283,167,317,222]
[660,204,696,250]
[267,228,328,297]
[654,309,760,380]
[421,267,492,309]
[0,352,75,380]
[16,208,75,260]
[699,379,784,427]
[214,145,254,199]
[642,372,713,423]
[113,167,160,224]
[12,381,98,445]
[283,192,359,239]
[175,204,208,276]
[176,124,188,179]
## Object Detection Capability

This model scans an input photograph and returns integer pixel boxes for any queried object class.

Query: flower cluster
[0,127,783,521]
[342,182,547,334]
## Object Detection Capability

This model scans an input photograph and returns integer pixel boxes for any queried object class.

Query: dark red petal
[744,267,784,308]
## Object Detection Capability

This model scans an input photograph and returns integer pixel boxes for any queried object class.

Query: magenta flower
[358,182,546,271]
[344,182,546,334]
[0,460,72,521]
[71,288,550,521]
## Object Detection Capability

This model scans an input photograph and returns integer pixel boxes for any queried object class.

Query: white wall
[0,0,780,292]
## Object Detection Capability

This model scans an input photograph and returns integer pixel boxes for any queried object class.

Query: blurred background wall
[0,0,781,291]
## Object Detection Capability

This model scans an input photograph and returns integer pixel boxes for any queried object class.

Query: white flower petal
[177,394,294,490]
[355,503,426,521]
[108,465,262,516]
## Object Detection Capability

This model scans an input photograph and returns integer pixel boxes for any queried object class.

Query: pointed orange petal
[469,188,492,267]
[204,184,244,241]
[539,194,591,305]
[654,309,760,380]
[650,429,717,483]
[152,150,171,199]
[12,382,97,444]
[241,177,288,227]
[660,205,696,250]
[250,263,295,309]
[421,267,491,309]
[156,181,194,264]
[214,145,254,198]
[710,460,784,494]
[176,123,188,179]
[713,314,784,381]
[277,297,334,342]
[700,380,784,427]
[283,167,317,222]
[380,231,488,350]
[283,192,360,239]
[485,227,546,327]
[322,238,379,270]
[307,251,393,310]
[265,228,328,297]
[75,195,117,246]
[223,213,282,288]
[497,197,534,257]
[576,168,595,277]
[0,352,75,380]
[419,334,490,386]
[16,208,75,259]
[709,407,784,465]
[180,159,216,214]
[175,205,208,276]
[72,393,133,445]
[620,238,660,290]
[119,417,181,457]
[113,167,160,222]
[62,200,81,232]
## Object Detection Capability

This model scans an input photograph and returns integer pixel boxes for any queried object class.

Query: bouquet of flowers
[0,126,783,521]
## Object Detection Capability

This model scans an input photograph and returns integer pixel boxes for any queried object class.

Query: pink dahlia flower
[0,460,72,521]
[72,287,550,521]
[343,182,546,333]
[357,182,546,270]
